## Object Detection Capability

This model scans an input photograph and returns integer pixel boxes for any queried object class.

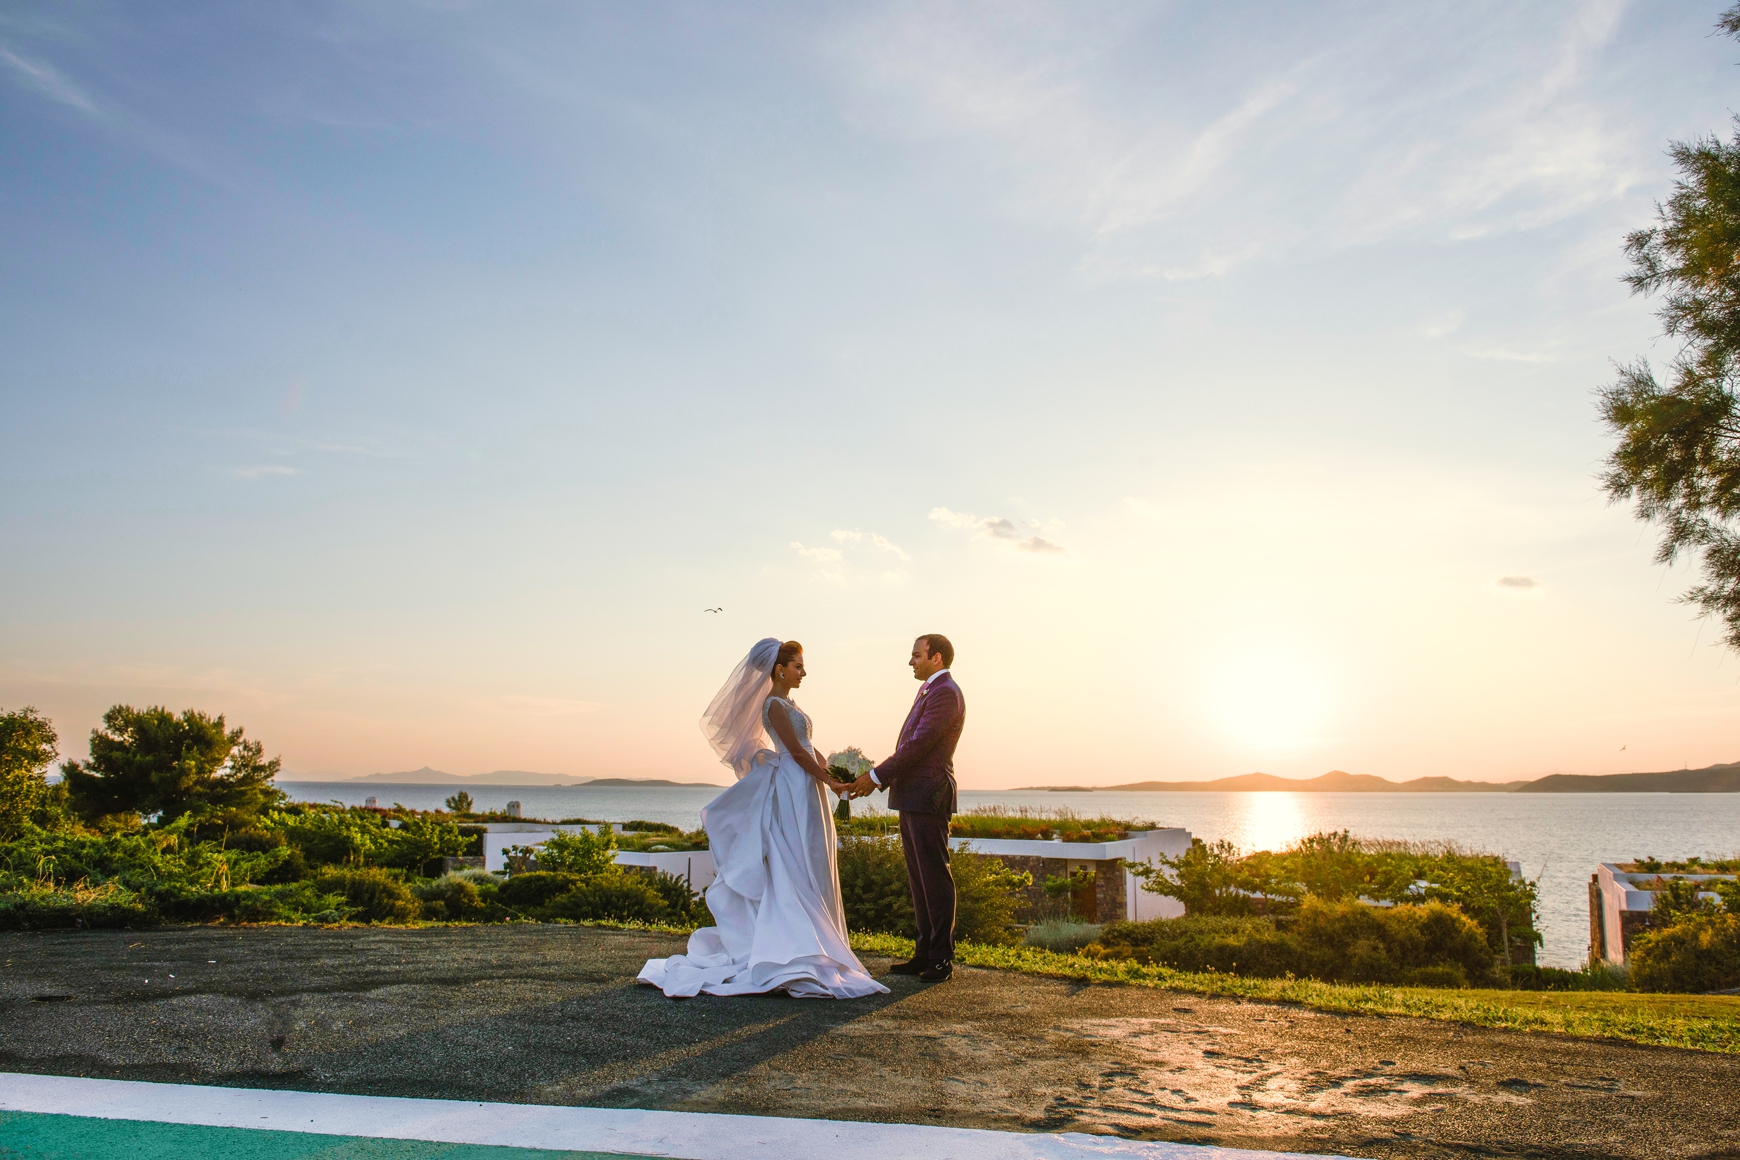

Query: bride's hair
[775,640,803,670]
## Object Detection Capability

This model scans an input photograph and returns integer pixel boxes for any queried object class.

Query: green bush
[1630,913,1740,993]
[837,835,1030,946]
[311,867,421,923]
[1025,920,1103,954]
[534,828,617,876]
[413,875,487,922]
[496,871,582,912]
[640,869,710,925]
[0,707,63,840]
[0,882,157,930]
[839,836,914,935]
[1290,897,1497,986]
[541,872,670,923]
[1091,914,1300,977]
[1090,899,1498,986]
[1134,831,1540,966]
[954,843,1031,945]
[1508,962,1629,992]
[148,881,346,924]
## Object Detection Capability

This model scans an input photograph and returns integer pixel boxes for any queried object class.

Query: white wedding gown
[637,696,888,999]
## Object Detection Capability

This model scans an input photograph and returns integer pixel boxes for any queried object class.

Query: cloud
[1497,575,1540,589]
[0,46,101,116]
[929,507,1066,555]
[825,1,1645,279]
[791,542,844,563]
[235,465,297,479]
[830,528,910,560]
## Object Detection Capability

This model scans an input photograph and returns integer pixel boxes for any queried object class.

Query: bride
[637,638,889,999]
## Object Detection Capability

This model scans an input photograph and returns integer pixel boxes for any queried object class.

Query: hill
[1514,762,1740,793]
[342,768,578,785]
[1029,763,1740,792]
[1043,770,1524,793]
[582,778,726,788]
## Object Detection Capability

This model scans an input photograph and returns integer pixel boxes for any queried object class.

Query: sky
[5,0,1740,788]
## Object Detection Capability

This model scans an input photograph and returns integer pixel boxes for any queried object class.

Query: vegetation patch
[847,932,1740,1054]
[838,805,1158,843]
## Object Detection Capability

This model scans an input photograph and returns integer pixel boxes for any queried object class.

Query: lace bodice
[762,695,812,759]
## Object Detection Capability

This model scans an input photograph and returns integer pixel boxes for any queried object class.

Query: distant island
[581,778,725,788]
[284,767,726,788]
[1022,762,1740,794]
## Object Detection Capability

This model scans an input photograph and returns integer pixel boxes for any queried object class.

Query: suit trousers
[899,811,955,964]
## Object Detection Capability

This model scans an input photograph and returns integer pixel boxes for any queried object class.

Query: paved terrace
[2,925,1737,1160]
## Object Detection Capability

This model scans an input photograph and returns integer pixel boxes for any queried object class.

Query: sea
[282,782,1740,969]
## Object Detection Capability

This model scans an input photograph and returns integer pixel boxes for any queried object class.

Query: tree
[1600,7,1740,648]
[61,705,282,824]
[0,706,60,839]
[444,790,474,814]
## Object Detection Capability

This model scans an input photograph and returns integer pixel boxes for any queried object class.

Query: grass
[838,804,1161,842]
[845,931,1740,1054]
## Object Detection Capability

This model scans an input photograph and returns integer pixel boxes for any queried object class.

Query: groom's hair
[917,634,953,667]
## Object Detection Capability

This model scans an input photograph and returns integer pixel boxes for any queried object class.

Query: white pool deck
[0,1073,1363,1160]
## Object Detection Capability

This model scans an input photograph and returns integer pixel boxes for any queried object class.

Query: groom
[849,634,965,982]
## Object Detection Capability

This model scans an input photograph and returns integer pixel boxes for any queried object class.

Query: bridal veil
[700,635,780,778]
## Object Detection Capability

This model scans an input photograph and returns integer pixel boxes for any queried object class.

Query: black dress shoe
[919,959,954,982]
[887,958,926,975]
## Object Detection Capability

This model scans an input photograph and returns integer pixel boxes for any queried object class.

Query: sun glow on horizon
[1206,647,1332,753]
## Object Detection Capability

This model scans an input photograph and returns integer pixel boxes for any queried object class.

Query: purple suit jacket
[875,672,965,816]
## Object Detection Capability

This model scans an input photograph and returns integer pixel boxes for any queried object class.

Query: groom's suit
[873,670,965,966]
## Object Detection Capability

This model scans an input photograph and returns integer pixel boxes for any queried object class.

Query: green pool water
[0,1111,638,1160]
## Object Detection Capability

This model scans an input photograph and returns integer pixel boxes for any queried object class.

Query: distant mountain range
[283,767,725,788]
[1025,762,1740,793]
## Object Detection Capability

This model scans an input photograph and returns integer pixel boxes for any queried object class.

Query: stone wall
[988,855,1128,924]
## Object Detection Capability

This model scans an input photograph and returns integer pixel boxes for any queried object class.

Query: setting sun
[1207,648,1331,752]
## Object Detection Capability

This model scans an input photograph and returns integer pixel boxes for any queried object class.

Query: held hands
[847,772,878,799]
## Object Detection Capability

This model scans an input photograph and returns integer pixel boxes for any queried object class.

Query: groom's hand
[848,773,877,799]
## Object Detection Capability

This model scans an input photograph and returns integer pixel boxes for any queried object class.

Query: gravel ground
[2,925,1738,1160]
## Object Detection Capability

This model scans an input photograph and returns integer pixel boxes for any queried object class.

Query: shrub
[1132,831,1540,965]
[1290,897,1497,986]
[413,875,487,922]
[311,867,421,923]
[149,881,345,924]
[953,844,1031,945]
[0,706,62,840]
[0,883,157,930]
[1091,914,1300,977]
[1025,920,1103,954]
[541,872,671,923]
[836,835,1029,945]
[1508,962,1629,992]
[534,828,617,876]
[640,869,710,926]
[1630,912,1740,993]
[621,820,681,834]
[1089,899,1498,986]
[839,836,913,935]
[496,871,582,912]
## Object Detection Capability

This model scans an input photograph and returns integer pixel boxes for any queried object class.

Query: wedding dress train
[637,695,888,999]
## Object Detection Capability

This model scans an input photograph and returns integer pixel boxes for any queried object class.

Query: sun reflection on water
[1229,792,1309,854]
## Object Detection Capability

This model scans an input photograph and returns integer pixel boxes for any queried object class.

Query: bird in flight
[704,607,723,613]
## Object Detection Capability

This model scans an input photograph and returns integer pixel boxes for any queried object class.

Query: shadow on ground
[4,925,1740,1160]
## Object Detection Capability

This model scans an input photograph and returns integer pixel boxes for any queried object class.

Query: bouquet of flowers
[826,746,874,785]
